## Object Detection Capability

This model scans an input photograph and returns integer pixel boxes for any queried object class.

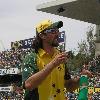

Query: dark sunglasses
[44,28,59,34]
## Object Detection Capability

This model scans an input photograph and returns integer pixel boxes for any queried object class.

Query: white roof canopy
[37,0,100,25]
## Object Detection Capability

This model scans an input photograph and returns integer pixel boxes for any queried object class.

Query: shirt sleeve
[22,52,39,85]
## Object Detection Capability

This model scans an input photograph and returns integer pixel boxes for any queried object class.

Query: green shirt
[22,52,39,99]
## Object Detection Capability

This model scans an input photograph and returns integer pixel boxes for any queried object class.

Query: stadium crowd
[0,48,33,99]
[0,48,34,69]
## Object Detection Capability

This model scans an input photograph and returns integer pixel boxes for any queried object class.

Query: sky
[0,0,95,52]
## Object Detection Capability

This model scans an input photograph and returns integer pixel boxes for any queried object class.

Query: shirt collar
[38,48,59,57]
[38,48,46,57]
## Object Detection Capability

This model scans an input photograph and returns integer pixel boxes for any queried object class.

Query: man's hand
[81,69,93,78]
[51,52,69,67]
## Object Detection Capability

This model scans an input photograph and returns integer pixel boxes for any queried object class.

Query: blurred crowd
[0,83,24,100]
[83,55,100,73]
[0,48,33,69]
[83,55,100,87]
[0,48,33,99]
[65,55,100,100]
[89,74,100,87]
[0,91,24,100]
[65,92,100,100]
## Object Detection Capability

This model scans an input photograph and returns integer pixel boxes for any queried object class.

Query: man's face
[43,28,60,47]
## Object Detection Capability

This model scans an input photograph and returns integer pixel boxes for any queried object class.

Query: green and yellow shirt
[22,48,66,100]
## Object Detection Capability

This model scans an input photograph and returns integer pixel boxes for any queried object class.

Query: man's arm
[64,77,80,92]
[24,61,55,90]
[65,69,93,92]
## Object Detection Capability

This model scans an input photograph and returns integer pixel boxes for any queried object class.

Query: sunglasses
[44,28,59,34]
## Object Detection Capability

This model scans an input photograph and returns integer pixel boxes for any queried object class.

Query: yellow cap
[36,19,52,33]
[36,19,63,33]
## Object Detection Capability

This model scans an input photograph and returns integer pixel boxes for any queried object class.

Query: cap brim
[53,21,63,28]
[48,21,63,29]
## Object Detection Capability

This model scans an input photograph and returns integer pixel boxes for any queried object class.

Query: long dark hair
[32,32,43,53]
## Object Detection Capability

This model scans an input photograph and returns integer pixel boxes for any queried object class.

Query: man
[22,19,92,100]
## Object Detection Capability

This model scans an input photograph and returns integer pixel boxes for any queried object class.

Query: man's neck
[43,43,54,55]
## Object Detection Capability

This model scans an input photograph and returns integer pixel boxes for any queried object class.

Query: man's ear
[39,33,46,39]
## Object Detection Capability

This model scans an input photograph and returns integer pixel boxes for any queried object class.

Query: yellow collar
[38,48,59,58]
[38,49,46,57]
